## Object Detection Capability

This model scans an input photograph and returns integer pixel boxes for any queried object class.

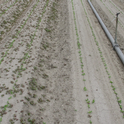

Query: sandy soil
[0,0,124,124]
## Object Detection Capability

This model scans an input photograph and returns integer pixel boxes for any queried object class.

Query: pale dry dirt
[0,0,124,124]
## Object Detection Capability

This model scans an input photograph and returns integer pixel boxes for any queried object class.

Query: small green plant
[118,100,122,104]
[8,96,12,100]
[109,76,111,78]
[45,28,51,32]
[34,67,37,70]
[33,94,37,98]
[88,104,90,108]
[90,120,92,124]
[0,117,2,122]
[92,99,95,104]
[88,111,92,114]
[110,81,113,84]
[120,110,124,113]
[84,87,87,91]
[120,105,122,109]
[1,94,4,97]
[86,99,90,104]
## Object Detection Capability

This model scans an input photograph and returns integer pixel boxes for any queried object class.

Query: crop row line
[81,0,124,118]
[71,0,95,123]
[0,0,18,17]
[0,0,40,65]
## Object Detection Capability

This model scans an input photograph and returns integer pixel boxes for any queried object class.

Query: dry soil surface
[0,0,124,124]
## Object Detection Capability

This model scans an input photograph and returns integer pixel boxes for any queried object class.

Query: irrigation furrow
[81,0,124,119]
[0,0,40,65]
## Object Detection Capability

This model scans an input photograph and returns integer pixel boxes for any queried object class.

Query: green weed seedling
[45,28,51,32]
[10,91,13,94]
[117,97,120,100]
[113,87,116,91]
[118,100,122,104]
[8,96,12,100]
[120,110,124,113]
[90,120,92,124]
[88,104,90,108]
[84,87,87,91]
[1,94,4,97]
[86,99,90,105]
[110,81,113,84]
[0,117,2,122]
[109,76,111,78]
[120,105,122,109]
[86,99,90,104]
[88,111,92,114]
[78,51,81,54]
[4,104,8,111]
[80,57,82,60]
[92,99,95,104]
